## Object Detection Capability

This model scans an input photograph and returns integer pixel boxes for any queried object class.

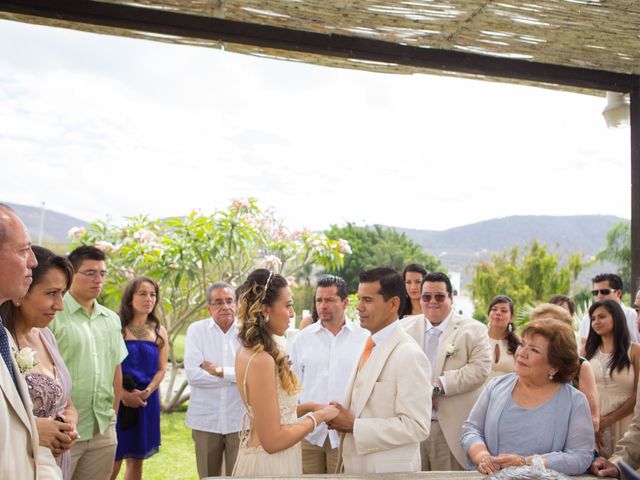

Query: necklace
[127,322,151,340]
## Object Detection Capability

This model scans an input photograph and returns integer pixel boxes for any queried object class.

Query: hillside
[3,202,88,244]
[394,214,626,274]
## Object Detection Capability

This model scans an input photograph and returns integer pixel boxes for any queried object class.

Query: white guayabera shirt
[290,320,369,448]
[184,318,244,434]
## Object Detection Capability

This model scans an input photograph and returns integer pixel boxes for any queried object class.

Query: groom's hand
[327,401,354,433]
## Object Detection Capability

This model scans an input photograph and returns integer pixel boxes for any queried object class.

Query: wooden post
[631,87,640,298]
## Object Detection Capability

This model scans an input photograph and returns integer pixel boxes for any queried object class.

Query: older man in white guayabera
[289,275,368,474]
[184,282,243,479]
[579,273,639,347]
[0,203,62,479]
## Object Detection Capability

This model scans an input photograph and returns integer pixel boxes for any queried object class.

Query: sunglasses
[591,288,618,296]
[421,293,448,303]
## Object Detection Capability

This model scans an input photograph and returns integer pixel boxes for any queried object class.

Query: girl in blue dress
[111,276,168,480]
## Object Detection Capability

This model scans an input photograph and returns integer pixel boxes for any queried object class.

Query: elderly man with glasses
[402,271,492,472]
[184,282,243,478]
[579,273,639,348]
[50,245,128,480]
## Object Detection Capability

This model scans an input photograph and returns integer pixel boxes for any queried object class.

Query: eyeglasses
[421,293,448,303]
[210,299,235,308]
[591,288,618,296]
[77,269,108,279]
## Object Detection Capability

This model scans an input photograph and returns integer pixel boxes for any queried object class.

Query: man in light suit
[328,267,431,474]
[590,384,640,477]
[0,203,62,479]
[402,271,491,471]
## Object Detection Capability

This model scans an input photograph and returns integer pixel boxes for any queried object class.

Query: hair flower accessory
[445,344,458,359]
[14,346,39,373]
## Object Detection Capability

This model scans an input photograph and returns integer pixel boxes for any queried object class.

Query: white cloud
[0,19,631,231]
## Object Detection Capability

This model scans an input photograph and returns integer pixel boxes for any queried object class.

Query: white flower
[263,254,282,271]
[15,347,38,373]
[95,240,116,253]
[133,229,155,243]
[445,344,459,359]
[338,238,352,255]
[67,226,86,239]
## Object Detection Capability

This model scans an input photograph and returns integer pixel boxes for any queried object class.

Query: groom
[328,267,431,474]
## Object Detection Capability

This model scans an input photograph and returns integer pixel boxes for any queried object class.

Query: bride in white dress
[232,269,338,476]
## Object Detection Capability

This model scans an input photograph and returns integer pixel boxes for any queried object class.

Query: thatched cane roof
[2,1,640,96]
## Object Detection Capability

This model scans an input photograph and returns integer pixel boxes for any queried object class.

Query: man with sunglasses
[578,273,639,348]
[50,245,128,480]
[402,272,492,471]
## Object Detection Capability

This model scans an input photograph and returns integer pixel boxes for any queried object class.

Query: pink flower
[95,240,116,253]
[231,198,251,210]
[133,229,155,243]
[67,226,86,239]
[263,254,282,271]
[338,239,352,255]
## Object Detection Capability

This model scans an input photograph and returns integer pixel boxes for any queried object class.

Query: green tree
[324,223,443,292]
[469,240,584,326]
[69,198,349,411]
[596,221,631,292]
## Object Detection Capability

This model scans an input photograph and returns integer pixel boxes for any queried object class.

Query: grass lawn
[117,411,198,480]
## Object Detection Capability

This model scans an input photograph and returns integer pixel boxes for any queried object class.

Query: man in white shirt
[184,282,243,478]
[579,273,639,346]
[290,275,368,474]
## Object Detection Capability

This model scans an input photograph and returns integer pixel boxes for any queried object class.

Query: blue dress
[115,339,161,460]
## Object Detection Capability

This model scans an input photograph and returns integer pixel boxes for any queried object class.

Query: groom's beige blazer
[0,327,61,479]
[340,322,431,474]
[402,313,492,467]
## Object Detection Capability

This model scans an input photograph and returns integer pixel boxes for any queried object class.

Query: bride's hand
[315,405,339,423]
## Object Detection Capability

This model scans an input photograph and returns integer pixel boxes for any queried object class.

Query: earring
[507,323,514,334]
[265,315,270,324]
[548,371,555,380]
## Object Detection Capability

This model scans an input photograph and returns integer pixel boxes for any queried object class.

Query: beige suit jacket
[341,323,432,474]
[610,383,640,473]
[0,327,61,480]
[402,313,492,467]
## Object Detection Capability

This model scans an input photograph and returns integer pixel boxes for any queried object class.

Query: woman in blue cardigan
[461,318,594,476]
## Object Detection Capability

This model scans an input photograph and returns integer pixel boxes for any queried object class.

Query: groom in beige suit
[329,267,431,474]
[0,204,61,479]
[402,271,491,471]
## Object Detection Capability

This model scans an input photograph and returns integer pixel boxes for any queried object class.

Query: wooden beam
[631,87,640,298]
[1,0,639,93]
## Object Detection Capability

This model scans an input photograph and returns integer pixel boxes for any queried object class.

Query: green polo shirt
[50,292,128,440]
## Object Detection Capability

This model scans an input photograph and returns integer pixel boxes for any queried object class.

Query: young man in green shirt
[50,246,128,480]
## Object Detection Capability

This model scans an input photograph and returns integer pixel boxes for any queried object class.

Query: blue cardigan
[460,373,595,475]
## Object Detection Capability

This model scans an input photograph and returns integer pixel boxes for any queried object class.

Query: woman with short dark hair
[461,319,594,476]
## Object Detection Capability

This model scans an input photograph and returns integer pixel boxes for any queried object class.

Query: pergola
[2,0,640,292]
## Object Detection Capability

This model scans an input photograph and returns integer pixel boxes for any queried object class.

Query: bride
[232,269,338,476]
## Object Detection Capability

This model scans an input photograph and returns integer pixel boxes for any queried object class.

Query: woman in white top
[486,296,520,379]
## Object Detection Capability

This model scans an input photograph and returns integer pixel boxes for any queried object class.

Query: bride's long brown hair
[237,269,299,395]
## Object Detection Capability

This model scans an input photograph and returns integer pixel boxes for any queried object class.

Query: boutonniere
[14,346,38,374]
[445,344,458,359]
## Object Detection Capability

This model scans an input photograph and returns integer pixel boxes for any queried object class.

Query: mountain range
[5,202,625,280]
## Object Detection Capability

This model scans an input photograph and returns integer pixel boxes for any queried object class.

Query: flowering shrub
[69,198,349,411]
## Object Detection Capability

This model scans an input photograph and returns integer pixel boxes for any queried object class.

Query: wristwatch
[432,385,442,396]
[215,366,223,377]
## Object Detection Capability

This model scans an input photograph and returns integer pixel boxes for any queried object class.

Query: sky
[0,19,632,232]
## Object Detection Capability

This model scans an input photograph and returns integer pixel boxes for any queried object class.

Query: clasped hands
[325,401,354,433]
[476,454,526,474]
[121,388,150,408]
[37,415,78,457]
